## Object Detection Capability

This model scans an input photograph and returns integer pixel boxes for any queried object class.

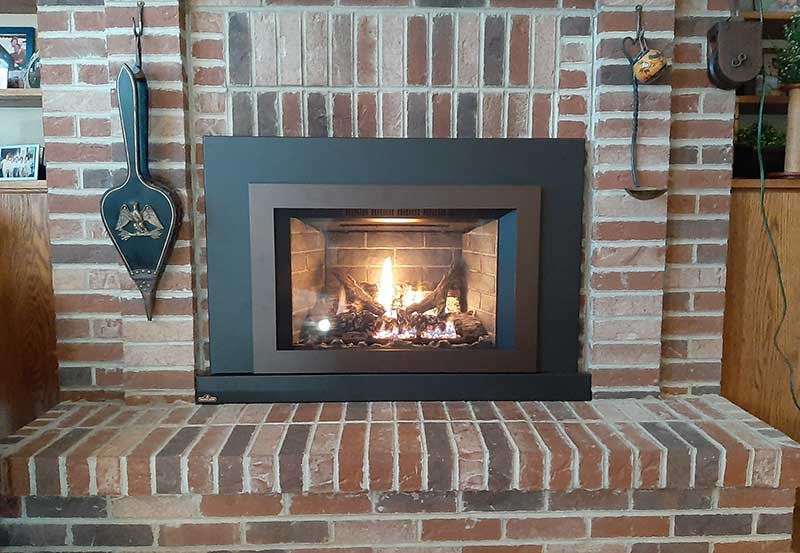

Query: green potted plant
[774,13,800,176]
[734,123,786,178]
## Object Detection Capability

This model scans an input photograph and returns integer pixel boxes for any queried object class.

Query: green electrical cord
[755,0,800,411]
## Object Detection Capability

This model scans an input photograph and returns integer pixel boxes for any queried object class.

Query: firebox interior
[281,209,511,351]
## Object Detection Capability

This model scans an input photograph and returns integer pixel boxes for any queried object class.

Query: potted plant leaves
[774,13,800,176]
[733,123,786,178]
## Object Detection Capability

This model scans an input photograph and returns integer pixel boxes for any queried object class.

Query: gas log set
[299,258,492,349]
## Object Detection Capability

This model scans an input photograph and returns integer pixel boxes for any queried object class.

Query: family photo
[0,27,34,87]
[0,145,39,180]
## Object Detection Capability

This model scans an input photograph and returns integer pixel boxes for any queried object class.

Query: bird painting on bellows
[115,201,164,240]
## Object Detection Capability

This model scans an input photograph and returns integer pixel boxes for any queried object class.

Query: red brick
[80,118,111,137]
[105,5,178,28]
[509,15,531,86]
[718,488,795,509]
[357,93,377,138]
[290,493,372,514]
[38,11,70,31]
[192,39,224,60]
[74,11,105,31]
[397,422,423,491]
[713,541,792,553]
[452,421,485,490]
[422,518,501,541]
[671,120,733,140]
[43,116,75,137]
[200,495,282,517]
[357,15,377,86]
[560,69,588,88]
[562,423,604,489]
[506,517,586,539]
[407,16,427,85]
[112,496,198,519]
[336,520,415,545]
[339,423,367,492]
[592,516,670,537]
[158,523,239,547]
[536,423,574,490]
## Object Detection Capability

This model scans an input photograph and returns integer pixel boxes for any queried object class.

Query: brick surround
[35,0,736,403]
[13,2,797,551]
[1,397,799,551]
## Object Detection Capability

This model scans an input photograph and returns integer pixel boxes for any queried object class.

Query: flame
[402,285,428,308]
[422,320,458,339]
[377,256,395,315]
[336,286,347,315]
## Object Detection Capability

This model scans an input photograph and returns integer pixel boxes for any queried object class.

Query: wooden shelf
[736,94,789,114]
[736,95,788,105]
[0,0,37,14]
[0,179,47,194]
[741,11,798,20]
[0,88,42,108]
[732,178,800,189]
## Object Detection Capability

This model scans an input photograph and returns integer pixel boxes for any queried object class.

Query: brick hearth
[2,397,798,551]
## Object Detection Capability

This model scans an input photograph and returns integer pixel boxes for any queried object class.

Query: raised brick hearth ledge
[1,397,799,552]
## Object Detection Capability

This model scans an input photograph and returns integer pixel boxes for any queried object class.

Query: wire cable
[755,0,800,411]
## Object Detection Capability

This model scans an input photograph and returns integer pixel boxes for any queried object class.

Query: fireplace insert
[197,138,590,402]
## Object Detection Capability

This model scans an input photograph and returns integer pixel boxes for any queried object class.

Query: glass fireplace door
[282,210,507,351]
[249,183,540,375]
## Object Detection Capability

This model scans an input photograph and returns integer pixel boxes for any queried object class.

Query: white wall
[0,13,42,147]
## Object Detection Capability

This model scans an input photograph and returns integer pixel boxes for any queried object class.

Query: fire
[377,256,395,315]
[403,285,427,308]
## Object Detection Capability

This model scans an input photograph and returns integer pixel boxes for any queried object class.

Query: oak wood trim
[0,180,47,194]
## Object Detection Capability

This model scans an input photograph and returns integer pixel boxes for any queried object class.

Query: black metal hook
[132,1,144,69]
[635,5,648,51]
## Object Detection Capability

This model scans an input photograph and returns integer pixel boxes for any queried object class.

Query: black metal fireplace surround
[197,138,590,403]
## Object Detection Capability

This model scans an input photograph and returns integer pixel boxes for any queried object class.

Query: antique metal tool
[622,6,670,201]
[707,0,762,90]
[100,1,181,320]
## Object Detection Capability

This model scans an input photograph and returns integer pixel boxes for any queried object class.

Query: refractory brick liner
[35,0,734,402]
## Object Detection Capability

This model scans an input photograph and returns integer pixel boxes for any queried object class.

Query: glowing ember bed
[288,210,502,350]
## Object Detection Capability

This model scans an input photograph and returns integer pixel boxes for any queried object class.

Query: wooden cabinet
[722,180,800,441]
[0,180,59,440]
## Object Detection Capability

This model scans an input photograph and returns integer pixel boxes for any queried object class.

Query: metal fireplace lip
[198,137,590,402]
[250,184,540,374]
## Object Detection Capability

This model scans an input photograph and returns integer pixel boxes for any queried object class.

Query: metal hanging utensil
[623,5,668,201]
[100,0,181,320]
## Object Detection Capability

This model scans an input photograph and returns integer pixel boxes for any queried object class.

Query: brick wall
[463,220,498,334]
[38,0,735,402]
[326,230,462,289]
[660,0,733,395]
[290,219,325,338]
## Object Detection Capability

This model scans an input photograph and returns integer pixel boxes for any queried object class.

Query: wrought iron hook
[132,1,144,69]
[635,5,648,51]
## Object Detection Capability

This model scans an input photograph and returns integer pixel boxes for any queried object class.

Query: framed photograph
[761,0,800,11]
[0,27,34,88]
[0,144,40,181]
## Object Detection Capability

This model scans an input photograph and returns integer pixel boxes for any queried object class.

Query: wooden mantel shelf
[732,178,800,190]
[0,88,43,108]
[0,179,47,193]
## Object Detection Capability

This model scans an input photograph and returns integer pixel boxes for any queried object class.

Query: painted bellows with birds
[100,2,180,320]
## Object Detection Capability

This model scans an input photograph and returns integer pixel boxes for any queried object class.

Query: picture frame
[0,144,40,181]
[760,0,800,11]
[0,27,35,88]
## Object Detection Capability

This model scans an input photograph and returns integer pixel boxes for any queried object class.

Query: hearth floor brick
[0,396,798,551]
